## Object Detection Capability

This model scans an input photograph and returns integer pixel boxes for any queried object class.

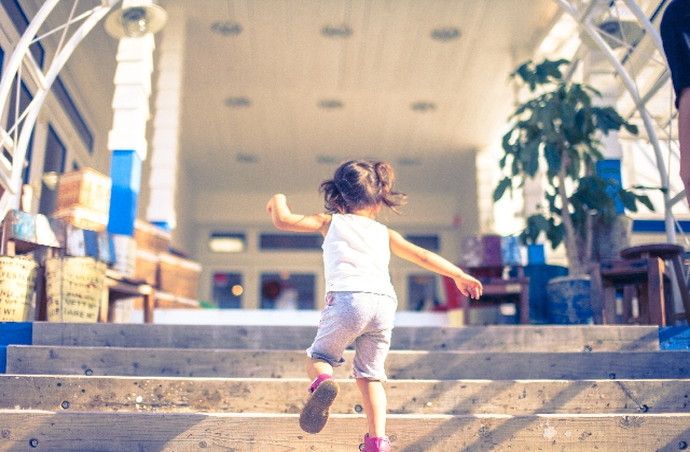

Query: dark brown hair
[320,160,407,214]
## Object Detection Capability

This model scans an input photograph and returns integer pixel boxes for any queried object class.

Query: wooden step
[31,322,661,352]
[1,375,689,416]
[0,410,688,451]
[7,346,690,379]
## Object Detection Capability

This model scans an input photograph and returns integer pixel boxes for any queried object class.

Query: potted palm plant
[493,58,654,323]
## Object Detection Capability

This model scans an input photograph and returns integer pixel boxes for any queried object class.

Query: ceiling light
[398,157,421,166]
[430,27,461,42]
[318,99,344,110]
[316,155,339,164]
[411,101,436,112]
[224,97,251,108]
[211,21,243,36]
[321,24,353,38]
[236,153,258,163]
[104,3,168,39]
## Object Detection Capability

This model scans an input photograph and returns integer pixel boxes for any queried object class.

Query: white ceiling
[45,0,562,196]
[14,0,684,222]
[175,0,561,193]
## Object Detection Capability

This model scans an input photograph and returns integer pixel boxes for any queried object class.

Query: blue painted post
[107,150,142,236]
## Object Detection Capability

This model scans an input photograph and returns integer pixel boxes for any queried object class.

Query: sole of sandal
[299,379,339,434]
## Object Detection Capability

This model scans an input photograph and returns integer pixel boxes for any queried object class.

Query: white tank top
[322,214,396,298]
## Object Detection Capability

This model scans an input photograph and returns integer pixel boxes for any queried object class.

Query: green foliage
[493,59,654,273]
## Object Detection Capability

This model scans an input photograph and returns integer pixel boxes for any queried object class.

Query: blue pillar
[107,150,142,236]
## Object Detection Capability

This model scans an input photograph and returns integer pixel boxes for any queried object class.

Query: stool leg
[670,256,690,324]
[646,257,666,326]
[602,283,617,324]
[622,286,635,324]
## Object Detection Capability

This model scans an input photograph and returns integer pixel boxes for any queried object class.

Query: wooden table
[103,269,155,323]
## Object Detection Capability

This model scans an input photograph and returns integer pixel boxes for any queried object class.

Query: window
[212,272,243,309]
[5,79,34,183]
[52,77,94,153]
[260,272,316,310]
[4,0,45,67]
[407,274,443,311]
[38,125,66,216]
[405,234,440,251]
[209,232,246,253]
[260,233,323,250]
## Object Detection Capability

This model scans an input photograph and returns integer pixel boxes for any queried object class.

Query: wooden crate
[158,252,201,300]
[52,206,109,232]
[44,257,107,323]
[0,256,38,322]
[111,234,136,279]
[55,168,111,216]
[134,250,159,285]
[134,219,171,254]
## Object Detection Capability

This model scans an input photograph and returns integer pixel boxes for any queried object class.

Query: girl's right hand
[453,274,483,300]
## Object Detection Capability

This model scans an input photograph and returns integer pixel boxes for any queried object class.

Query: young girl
[266,159,483,452]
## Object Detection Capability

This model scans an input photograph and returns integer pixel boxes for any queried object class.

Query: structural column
[107,3,157,236]
[146,5,184,231]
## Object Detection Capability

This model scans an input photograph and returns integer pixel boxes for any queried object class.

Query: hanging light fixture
[104,2,168,39]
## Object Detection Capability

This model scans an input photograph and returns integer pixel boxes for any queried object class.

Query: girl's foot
[299,375,339,434]
[360,434,392,452]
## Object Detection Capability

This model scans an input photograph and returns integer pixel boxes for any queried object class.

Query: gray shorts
[307,291,397,381]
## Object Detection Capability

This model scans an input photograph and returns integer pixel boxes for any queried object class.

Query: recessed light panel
[224,97,251,108]
[321,24,353,38]
[211,21,243,36]
[431,27,461,42]
[411,101,436,112]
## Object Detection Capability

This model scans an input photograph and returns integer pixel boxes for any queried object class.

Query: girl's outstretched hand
[453,274,483,300]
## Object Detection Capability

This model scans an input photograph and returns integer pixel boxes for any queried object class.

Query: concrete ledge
[0,410,688,451]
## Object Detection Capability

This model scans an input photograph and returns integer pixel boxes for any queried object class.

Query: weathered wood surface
[1,375,689,416]
[7,346,689,379]
[0,410,688,452]
[31,322,661,352]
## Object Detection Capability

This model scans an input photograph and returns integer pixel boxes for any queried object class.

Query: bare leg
[356,377,387,438]
[306,358,333,381]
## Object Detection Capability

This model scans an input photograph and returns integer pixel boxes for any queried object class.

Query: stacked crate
[43,168,114,323]
[53,168,111,232]
[133,219,202,306]
[133,220,169,286]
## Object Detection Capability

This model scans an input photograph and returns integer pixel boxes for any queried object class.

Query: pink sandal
[360,434,392,452]
[299,374,339,434]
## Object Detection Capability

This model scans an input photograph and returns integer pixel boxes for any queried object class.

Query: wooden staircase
[1,322,689,451]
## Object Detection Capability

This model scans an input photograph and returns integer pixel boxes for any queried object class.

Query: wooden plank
[0,375,689,416]
[30,322,661,352]
[0,410,688,451]
[7,346,690,379]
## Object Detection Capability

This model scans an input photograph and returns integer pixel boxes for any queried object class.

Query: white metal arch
[552,0,678,243]
[0,0,118,223]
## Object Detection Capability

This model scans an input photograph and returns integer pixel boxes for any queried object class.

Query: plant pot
[546,275,593,324]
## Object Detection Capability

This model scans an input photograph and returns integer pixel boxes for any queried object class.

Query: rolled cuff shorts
[306,291,397,381]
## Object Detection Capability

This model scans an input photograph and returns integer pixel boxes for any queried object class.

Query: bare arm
[266,193,331,235]
[389,229,483,299]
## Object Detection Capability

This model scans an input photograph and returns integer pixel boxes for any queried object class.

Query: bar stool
[618,244,690,325]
